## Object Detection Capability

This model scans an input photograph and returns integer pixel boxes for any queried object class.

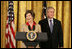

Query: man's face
[47,8,55,19]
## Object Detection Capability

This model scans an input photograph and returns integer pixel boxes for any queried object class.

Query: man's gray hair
[46,7,55,16]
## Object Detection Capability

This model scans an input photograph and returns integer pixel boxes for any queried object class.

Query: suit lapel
[45,18,51,33]
[52,18,56,34]
[45,18,57,34]
[45,18,49,28]
[46,18,56,34]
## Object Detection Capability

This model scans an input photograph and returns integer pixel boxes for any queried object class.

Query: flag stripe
[10,25,15,38]
[8,34,15,48]
[6,1,16,48]
[6,43,9,48]
[11,22,15,31]
[8,30,15,48]
[9,26,15,46]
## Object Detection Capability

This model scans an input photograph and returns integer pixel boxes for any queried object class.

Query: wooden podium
[15,32,48,48]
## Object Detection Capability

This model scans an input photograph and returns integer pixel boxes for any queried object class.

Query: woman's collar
[26,21,36,26]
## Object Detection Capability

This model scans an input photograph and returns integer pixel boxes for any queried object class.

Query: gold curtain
[1,1,71,48]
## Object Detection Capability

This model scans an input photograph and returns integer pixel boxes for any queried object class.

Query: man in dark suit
[39,7,63,48]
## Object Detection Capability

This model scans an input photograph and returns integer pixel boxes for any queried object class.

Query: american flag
[41,1,47,19]
[5,1,16,48]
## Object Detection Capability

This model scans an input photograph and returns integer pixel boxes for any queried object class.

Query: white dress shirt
[48,18,54,27]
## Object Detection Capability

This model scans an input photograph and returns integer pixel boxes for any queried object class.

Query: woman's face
[26,13,33,22]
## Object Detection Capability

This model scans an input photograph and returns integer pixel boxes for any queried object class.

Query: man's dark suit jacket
[38,18,63,48]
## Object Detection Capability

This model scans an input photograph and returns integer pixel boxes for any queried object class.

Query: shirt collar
[48,18,53,21]
[48,18,54,25]
[26,21,36,26]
